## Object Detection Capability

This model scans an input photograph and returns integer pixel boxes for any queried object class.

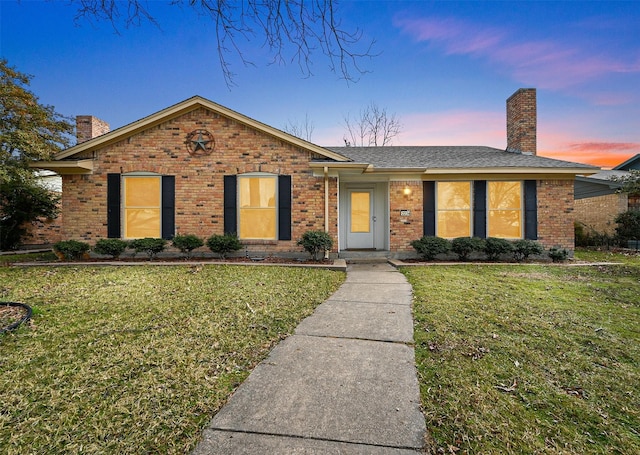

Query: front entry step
[338,250,390,263]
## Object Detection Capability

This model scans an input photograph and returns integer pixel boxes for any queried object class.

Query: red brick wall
[76,115,110,143]
[574,193,627,235]
[385,178,576,253]
[20,213,63,246]
[61,107,338,254]
[506,88,537,155]
[389,181,423,251]
[536,179,575,250]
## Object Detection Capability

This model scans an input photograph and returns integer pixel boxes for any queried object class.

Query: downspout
[324,166,330,259]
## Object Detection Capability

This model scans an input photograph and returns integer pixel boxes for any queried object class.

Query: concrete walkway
[192,262,427,454]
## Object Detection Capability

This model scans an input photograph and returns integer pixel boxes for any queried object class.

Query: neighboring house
[32,88,597,257]
[575,154,640,235]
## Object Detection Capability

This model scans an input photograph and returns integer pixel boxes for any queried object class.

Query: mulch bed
[0,303,30,333]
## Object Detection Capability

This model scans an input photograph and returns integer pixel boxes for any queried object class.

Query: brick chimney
[506,88,536,155]
[76,115,110,143]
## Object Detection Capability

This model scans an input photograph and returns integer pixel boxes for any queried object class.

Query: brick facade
[389,181,423,251]
[76,115,110,144]
[61,108,338,254]
[536,179,575,250]
[574,193,627,235]
[506,88,537,155]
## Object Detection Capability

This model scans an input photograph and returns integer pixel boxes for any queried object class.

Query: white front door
[346,189,375,249]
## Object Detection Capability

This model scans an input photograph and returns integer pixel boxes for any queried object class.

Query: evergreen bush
[451,237,484,261]
[172,234,204,258]
[410,236,451,261]
[511,239,544,262]
[206,233,242,259]
[53,240,90,261]
[93,239,129,259]
[128,238,167,260]
[548,246,569,263]
[615,210,640,241]
[297,230,333,261]
[484,237,514,261]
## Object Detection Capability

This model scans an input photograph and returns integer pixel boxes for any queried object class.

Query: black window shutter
[473,180,487,238]
[224,175,237,235]
[423,181,435,236]
[107,173,121,238]
[161,176,175,240]
[524,180,538,239]
[278,175,292,240]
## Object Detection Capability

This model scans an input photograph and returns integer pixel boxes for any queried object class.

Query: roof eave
[29,159,94,175]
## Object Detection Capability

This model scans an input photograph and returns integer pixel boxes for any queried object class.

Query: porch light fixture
[403,186,412,196]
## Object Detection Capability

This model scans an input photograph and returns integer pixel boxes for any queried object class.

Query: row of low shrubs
[53,234,243,261]
[53,230,335,261]
[410,236,569,263]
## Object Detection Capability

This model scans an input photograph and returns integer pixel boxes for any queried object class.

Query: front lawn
[0,265,345,454]
[404,261,639,454]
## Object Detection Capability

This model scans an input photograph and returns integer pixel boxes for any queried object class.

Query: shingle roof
[321,146,597,170]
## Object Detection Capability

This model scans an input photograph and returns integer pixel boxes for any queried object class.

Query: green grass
[575,247,640,265]
[0,265,345,454]
[403,263,640,454]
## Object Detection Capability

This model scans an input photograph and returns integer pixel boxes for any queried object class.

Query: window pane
[350,192,370,233]
[239,208,276,239]
[124,177,161,207]
[238,176,277,239]
[436,182,471,238]
[123,176,161,239]
[240,177,276,208]
[437,182,471,209]
[437,211,471,238]
[488,210,522,238]
[489,182,521,210]
[488,181,522,238]
[125,208,161,238]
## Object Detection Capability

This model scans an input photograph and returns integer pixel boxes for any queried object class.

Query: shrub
[93,239,129,259]
[172,234,204,258]
[451,237,484,261]
[53,240,90,261]
[548,246,569,263]
[615,210,640,241]
[410,236,451,261]
[206,233,242,259]
[483,237,514,261]
[512,239,544,262]
[297,230,333,261]
[128,238,167,260]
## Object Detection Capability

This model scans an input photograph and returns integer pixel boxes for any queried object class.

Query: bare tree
[343,102,402,146]
[283,113,315,141]
[70,0,376,86]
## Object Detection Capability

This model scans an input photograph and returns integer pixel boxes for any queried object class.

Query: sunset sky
[2,1,639,169]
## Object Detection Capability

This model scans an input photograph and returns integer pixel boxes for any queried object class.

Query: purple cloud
[394,15,640,93]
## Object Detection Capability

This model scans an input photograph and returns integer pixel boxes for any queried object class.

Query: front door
[346,189,375,249]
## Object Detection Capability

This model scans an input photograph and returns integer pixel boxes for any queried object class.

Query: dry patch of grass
[404,263,639,454]
[0,265,344,454]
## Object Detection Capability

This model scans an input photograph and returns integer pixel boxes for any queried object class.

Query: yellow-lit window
[239,175,277,240]
[488,181,522,238]
[350,192,371,233]
[437,182,471,238]
[123,176,161,239]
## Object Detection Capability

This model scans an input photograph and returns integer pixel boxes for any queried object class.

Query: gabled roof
[38,96,350,169]
[613,153,640,171]
[317,146,598,175]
